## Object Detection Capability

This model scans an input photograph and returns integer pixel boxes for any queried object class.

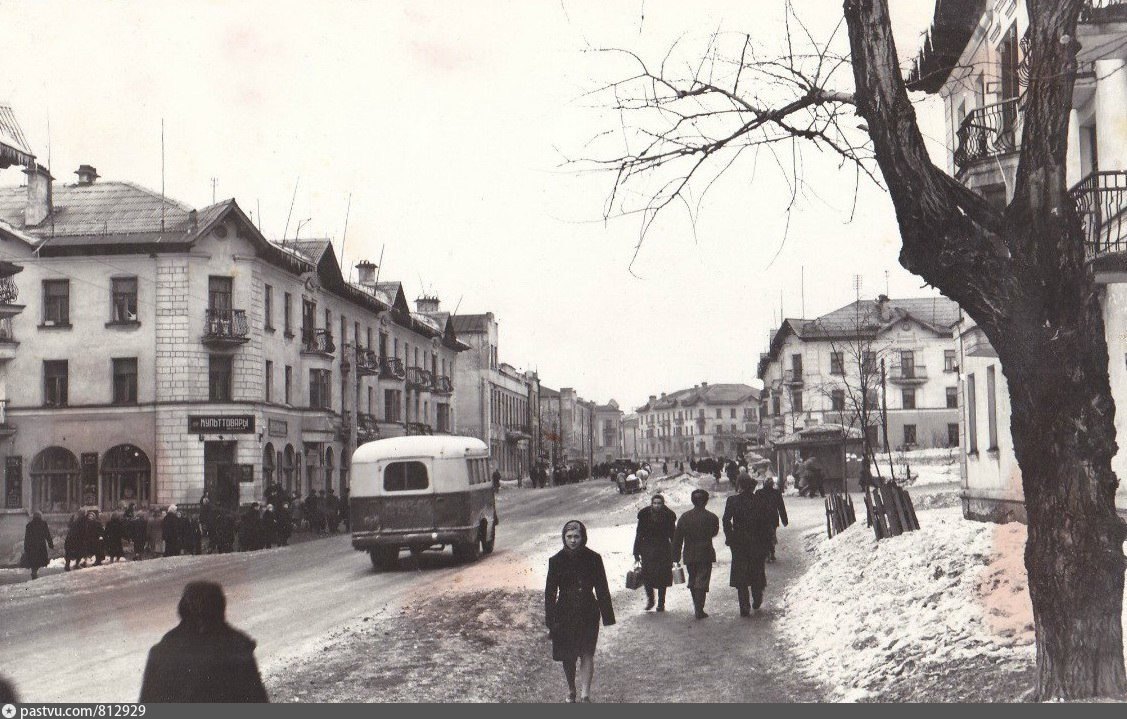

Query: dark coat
[672,506,719,565]
[723,491,774,588]
[260,510,277,547]
[64,514,85,560]
[276,507,293,541]
[82,516,104,558]
[632,505,676,587]
[162,513,181,556]
[139,622,268,703]
[545,546,615,662]
[104,516,127,558]
[757,486,789,527]
[23,517,53,569]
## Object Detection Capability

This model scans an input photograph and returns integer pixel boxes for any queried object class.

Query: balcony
[1071,171,1127,259]
[357,413,380,443]
[1081,0,1127,23]
[0,400,14,439]
[355,348,381,377]
[301,328,335,357]
[431,375,454,395]
[505,424,532,441]
[202,308,249,348]
[380,357,406,380]
[889,364,928,384]
[0,275,23,321]
[953,98,1022,173]
[406,421,433,436]
[406,366,433,390]
[783,369,804,386]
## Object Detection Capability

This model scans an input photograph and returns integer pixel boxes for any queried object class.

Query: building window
[715,408,722,419]
[902,388,916,410]
[862,351,876,374]
[967,374,978,453]
[944,349,957,372]
[284,292,293,336]
[309,369,332,409]
[384,389,402,422]
[948,423,960,447]
[946,386,958,409]
[987,365,999,450]
[729,408,736,419]
[111,277,138,323]
[792,390,803,413]
[44,360,68,407]
[830,351,844,375]
[284,365,292,405]
[437,403,451,433]
[43,280,70,326]
[264,284,274,330]
[112,358,138,405]
[831,389,846,412]
[208,276,233,311]
[379,332,389,360]
[209,356,233,402]
[265,360,273,402]
[903,424,917,446]
[772,395,781,416]
[791,353,803,374]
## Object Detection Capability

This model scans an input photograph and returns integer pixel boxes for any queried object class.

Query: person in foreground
[673,489,720,619]
[633,493,676,611]
[723,476,775,615]
[545,520,615,703]
[139,580,268,703]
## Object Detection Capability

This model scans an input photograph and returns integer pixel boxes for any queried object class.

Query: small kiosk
[772,424,865,493]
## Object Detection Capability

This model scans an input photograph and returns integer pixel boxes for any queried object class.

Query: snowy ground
[779,506,1051,702]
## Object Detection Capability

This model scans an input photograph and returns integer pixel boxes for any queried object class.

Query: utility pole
[210,177,218,204]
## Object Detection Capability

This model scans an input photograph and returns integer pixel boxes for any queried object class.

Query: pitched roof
[0,104,35,169]
[540,386,560,398]
[637,383,758,412]
[0,180,193,238]
[292,239,333,262]
[450,313,492,334]
[801,297,960,337]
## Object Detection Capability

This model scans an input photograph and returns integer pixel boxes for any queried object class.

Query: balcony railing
[0,276,18,305]
[431,375,454,395]
[380,357,406,380]
[203,308,249,345]
[1071,171,1127,259]
[783,369,804,385]
[357,413,380,443]
[954,98,1022,172]
[1081,0,1127,22]
[406,366,433,390]
[301,328,335,355]
[0,399,14,437]
[356,348,380,377]
[889,364,928,383]
[406,421,433,436]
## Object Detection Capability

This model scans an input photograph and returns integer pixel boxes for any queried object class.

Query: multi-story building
[451,313,540,480]
[909,0,1127,521]
[593,400,624,462]
[538,386,595,468]
[635,383,760,462]
[621,413,641,460]
[0,163,467,538]
[757,296,961,451]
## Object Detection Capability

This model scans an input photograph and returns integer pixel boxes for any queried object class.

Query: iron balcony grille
[1081,0,1127,22]
[204,308,249,340]
[380,357,406,380]
[1071,171,1127,259]
[431,375,454,395]
[302,328,335,354]
[954,98,1022,172]
[783,369,804,385]
[406,422,433,436]
[356,348,380,376]
[889,364,929,382]
[357,413,380,442]
[0,276,17,305]
[406,366,433,390]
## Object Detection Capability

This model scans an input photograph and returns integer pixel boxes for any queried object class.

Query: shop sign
[188,415,255,434]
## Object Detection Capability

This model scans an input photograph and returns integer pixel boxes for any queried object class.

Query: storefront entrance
[204,441,239,511]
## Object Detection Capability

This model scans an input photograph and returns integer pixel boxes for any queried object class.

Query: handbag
[671,563,687,585]
[626,561,643,590]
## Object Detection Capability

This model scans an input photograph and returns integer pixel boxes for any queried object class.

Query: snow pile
[617,473,725,515]
[779,507,1038,701]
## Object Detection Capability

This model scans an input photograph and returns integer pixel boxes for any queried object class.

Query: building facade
[621,412,640,460]
[593,400,624,462]
[757,297,961,452]
[635,383,760,462]
[0,166,466,539]
[450,313,540,481]
[538,386,594,468]
[910,0,1127,521]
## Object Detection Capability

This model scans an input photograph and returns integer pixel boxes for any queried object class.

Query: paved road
[0,480,625,703]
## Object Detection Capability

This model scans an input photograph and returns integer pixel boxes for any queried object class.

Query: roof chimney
[877,294,891,322]
[415,295,440,314]
[75,164,99,185]
[701,381,708,388]
[356,260,377,287]
[649,395,657,403]
[23,164,53,227]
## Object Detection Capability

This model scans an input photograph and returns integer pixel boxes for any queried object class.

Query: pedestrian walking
[147,509,164,557]
[104,511,127,562]
[544,520,615,703]
[757,477,789,562]
[276,502,293,546]
[315,491,328,535]
[673,489,720,619]
[492,468,502,491]
[632,494,676,612]
[324,489,341,534]
[63,511,84,571]
[240,503,262,550]
[722,476,775,615]
[22,511,53,580]
[199,496,214,552]
[162,505,182,557]
[83,510,105,566]
[130,511,148,559]
[139,581,268,703]
[260,504,277,548]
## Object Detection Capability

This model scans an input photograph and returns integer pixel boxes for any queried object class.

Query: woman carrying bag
[545,520,615,703]
[632,493,677,611]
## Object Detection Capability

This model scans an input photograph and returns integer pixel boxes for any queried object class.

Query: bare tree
[590,0,1126,699]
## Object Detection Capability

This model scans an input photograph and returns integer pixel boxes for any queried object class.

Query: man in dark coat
[199,496,214,552]
[260,505,277,548]
[23,512,53,580]
[240,503,262,550]
[104,512,127,562]
[212,511,236,554]
[303,491,319,533]
[324,489,341,534]
[64,511,84,571]
[757,477,789,562]
[723,476,775,615]
[632,494,677,611]
[83,510,105,566]
[673,489,720,619]
[139,581,268,703]
[162,506,182,557]
[276,502,293,546]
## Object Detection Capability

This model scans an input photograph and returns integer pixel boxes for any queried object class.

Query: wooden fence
[825,492,856,538]
[863,482,920,540]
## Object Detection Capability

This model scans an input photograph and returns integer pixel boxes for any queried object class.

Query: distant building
[622,413,640,460]
[538,386,594,468]
[635,383,760,461]
[593,400,624,462]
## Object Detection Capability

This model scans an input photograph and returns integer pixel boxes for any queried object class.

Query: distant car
[616,472,643,494]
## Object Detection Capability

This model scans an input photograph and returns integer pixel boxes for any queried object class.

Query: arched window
[324,447,335,493]
[101,444,151,511]
[31,447,79,513]
[262,443,276,486]
[282,444,295,494]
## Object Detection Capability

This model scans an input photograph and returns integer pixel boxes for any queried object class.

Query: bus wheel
[454,539,481,563]
[481,524,495,555]
[370,547,398,571]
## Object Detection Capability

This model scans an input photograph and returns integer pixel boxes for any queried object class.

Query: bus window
[384,461,428,491]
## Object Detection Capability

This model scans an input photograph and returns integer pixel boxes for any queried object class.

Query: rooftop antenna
[210,177,218,204]
[282,176,300,245]
[854,273,862,303]
[450,294,464,318]
[339,193,351,265]
[373,243,386,287]
[884,270,890,297]
[256,199,262,232]
[801,265,805,317]
[160,118,165,236]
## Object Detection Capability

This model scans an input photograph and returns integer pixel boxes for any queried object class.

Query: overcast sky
[0,0,945,411]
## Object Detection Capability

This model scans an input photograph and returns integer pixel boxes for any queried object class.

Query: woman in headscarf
[544,520,615,703]
[23,511,53,580]
[632,494,676,611]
